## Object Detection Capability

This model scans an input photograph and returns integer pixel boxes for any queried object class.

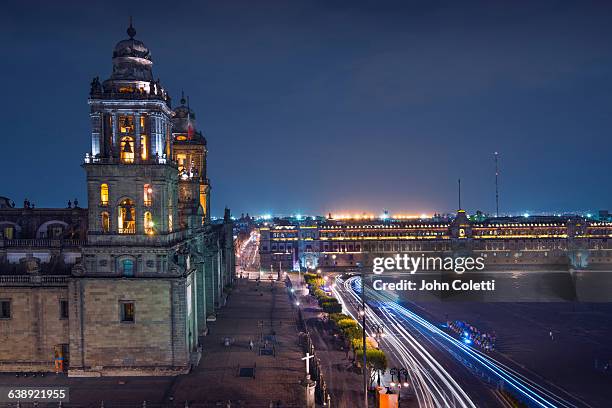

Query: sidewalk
[299,294,364,407]
[167,277,304,406]
[0,278,304,408]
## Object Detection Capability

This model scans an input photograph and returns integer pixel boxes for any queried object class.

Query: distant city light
[523,213,530,218]
[586,213,592,218]
[260,214,272,220]
[379,213,389,220]
[295,213,303,220]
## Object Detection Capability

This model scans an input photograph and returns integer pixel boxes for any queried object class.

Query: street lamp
[389,367,410,407]
[370,324,385,344]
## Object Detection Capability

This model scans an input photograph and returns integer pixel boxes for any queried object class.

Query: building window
[118,199,135,234]
[122,259,134,277]
[59,300,69,319]
[144,211,154,235]
[168,214,173,232]
[0,300,10,319]
[140,134,147,160]
[2,226,14,240]
[101,212,110,233]
[120,137,135,163]
[119,115,134,134]
[100,183,109,205]
[176,154,187,172]
[120,301,135,322]
[144,184,152,206]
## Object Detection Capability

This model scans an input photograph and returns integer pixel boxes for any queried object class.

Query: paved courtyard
[0,278,305,408]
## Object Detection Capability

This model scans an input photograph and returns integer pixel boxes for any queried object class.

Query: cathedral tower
[72,22,198,376]
[171,94,211,228]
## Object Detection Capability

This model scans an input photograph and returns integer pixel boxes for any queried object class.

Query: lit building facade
[0,24,234,376]
[260,211,612,271]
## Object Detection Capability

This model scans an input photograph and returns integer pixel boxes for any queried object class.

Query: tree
[355,349,388,388]
[321,300,342,313]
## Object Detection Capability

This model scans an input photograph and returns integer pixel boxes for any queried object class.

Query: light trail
[335,275,587,408]
[332,276,477,408]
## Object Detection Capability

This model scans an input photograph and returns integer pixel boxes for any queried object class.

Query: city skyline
[2,1,612,216]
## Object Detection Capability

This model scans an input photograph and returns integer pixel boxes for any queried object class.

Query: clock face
[459,228,465,237]
[176,134,187,141]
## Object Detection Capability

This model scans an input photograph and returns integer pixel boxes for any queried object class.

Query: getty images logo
[372,254,485,275]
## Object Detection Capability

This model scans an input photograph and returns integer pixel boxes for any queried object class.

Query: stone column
[301,375,316,408]
[111,113,119,159]
[134,113,142,163]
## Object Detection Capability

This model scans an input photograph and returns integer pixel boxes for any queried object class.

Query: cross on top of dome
[127,16,136,39]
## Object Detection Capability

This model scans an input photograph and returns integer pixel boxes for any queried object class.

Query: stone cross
[302,352,314,376]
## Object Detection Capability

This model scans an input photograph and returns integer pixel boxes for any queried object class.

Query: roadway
[332,274,589,408]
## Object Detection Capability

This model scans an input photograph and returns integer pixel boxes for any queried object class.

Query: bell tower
[70,22,198,376]
[84,21,177,239]
[171,93,211,227]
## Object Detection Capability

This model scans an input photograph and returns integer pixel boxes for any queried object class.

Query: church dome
[172,94,207,145]
[113,38,151,60]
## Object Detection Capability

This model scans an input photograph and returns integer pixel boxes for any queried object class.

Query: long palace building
[0,24,234,376]
[259,210,612,272]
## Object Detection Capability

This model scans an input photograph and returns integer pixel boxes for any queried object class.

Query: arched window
[101,212,110,233]
[120,137,135,163]
[118,198,135,234]
[143,184,152,206]
[122,259,134,277]
[100,183,109,206]
[144,211,154,235]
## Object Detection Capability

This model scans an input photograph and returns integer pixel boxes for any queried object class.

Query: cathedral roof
[90,20,170,106]
[172,94,207,145]
[109,20,154,81]
[113,38,151,61]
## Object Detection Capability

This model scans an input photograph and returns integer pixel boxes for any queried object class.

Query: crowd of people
[447,320,497,352]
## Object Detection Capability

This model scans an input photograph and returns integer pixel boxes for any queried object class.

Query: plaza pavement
[0,278,305,408]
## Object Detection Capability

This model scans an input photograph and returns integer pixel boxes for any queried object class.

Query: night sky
[1,1,612,217]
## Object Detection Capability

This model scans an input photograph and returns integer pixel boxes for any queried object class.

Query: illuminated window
[175,134,187,141]
[101,211,110,233]
[168,214,173,232]
[140,115,146,128]
[3,226,14,240]
[120,301,134,322]
[144,211,154,234]
[119,115,134,133]
[119,86,134,94]
[144,184,152,206]
[120,137,135,163]
[140,134,147,160]
[176,154,186,172]
[118,199,135,234]
[100,183,109,205]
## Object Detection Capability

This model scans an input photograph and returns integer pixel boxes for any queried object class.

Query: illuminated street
[329,275,592,408]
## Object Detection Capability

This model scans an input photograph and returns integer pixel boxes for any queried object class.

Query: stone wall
[0,286,69,371]
[68,278,189,376]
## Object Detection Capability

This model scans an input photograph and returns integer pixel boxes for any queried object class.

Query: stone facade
[0,23,235,376]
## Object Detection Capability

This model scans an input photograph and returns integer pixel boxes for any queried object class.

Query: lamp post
[389,367,410,407]
[371,324,385,344]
